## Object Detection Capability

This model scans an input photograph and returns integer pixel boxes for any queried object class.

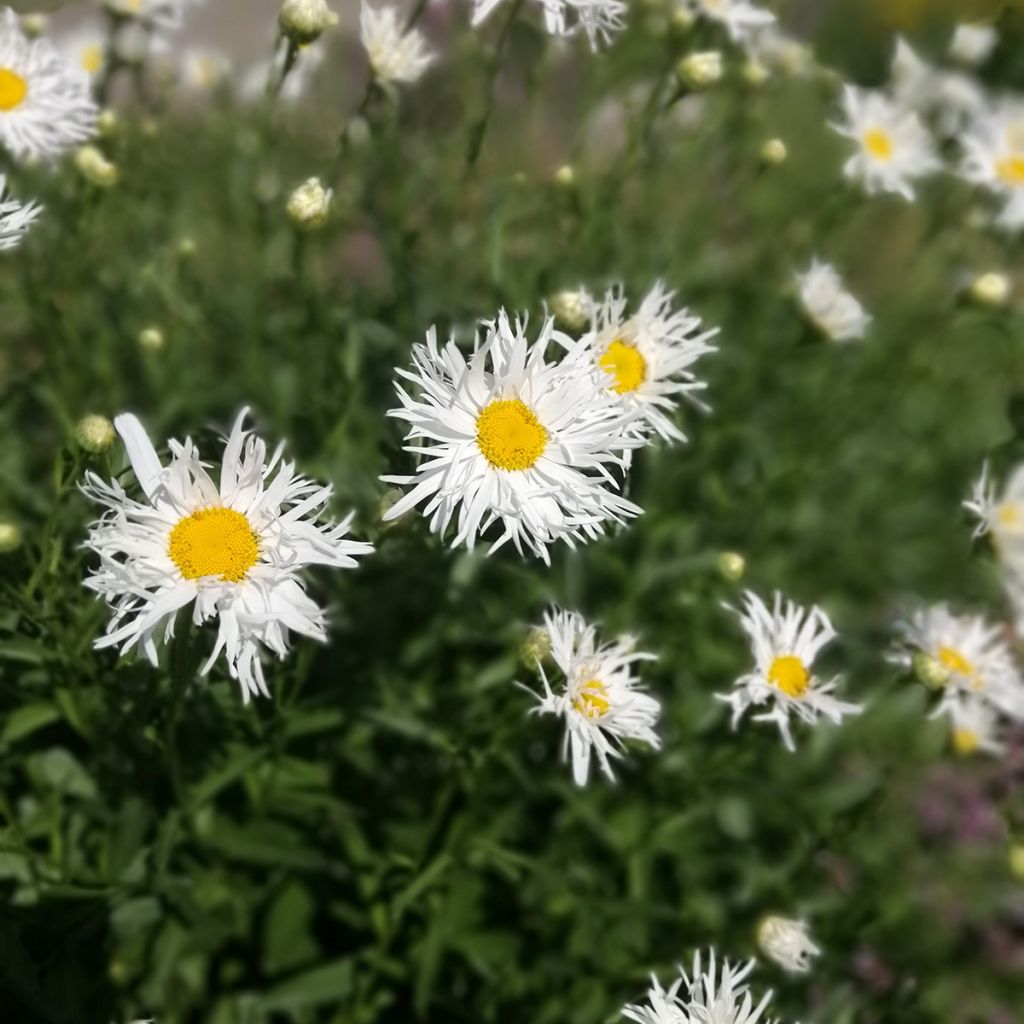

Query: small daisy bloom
[0,8,98,162]
[949,23,997,67]
[57,25,107,81]
[360,2,433,87]
[720,590,862,751]
[961,100,1024,231]
[794,259,871,342]
[684,0,775,44]
[756,915,821,974]
[180,49,229,91]
[949,694,1004,756]
[890,38,985,138]
[0,174,40,250]
[832,85,939,200]
[964,461,1024,548]
[526,607,660,786]
[381,310,643,561]
[82,409,372,702]
[471,0,627,51]
[103,0,199,31]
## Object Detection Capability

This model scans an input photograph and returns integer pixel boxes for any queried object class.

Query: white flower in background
[360,2,433,86]
[720,590,862,751]
[471,0,627,51]
[180,49,229,91]
[961,100,1024,231]
[684,0,775,44]
[82,410,372,702]
[794,260,871,342]
[103,0,200,30]
[564,282,718,445]
[548,287,593,332]
[242,41,325,104]
[622,973,687,1024]
[0,174,40,250]
[57,25,106,80]
[756,915,821,974]
[381,311,643,561]
[949,23,997,67]
[0,9,98,162]
[286,176,332,229]
[964,462,1024,545]
[679,950,775,1024]
[949,695,1004,756]
[527,608,659,786]
[890,38,986,138]
[832,85,939,200]
[746,26,814,77]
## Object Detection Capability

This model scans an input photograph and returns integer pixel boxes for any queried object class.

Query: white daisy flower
[622,973,688,1024]
[832,85,939,200]
[720,590,862,751]
[471,0,627,51]
[746,25,814,77]
[964,461,1024,546]
[381,310,643,562]
[756,915,821,974]
[81,409,373,703]
[949,23,997,67]
[949,694,1005,756]
[0,174,40,250]
[103,0,200,31]
[527,607,659,786]
[566,282,718,445]
[684,0,775,44]
[179,49,230,92]
[961,99,1024,231]
[0,8,98,162]
[57,25,107,81]
[360,1,433,87]
[794,259,871,343]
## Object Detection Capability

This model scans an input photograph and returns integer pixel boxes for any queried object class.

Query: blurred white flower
[832,85,939,200]
[677,50,723,89]
[684,0,775,44]
[360,2,433,86]
[0,8,98,162]
[286,176,332,229]
[968,271,1010,308]
[381,310,643,561]
[794,259,871,343]
[180,49,230,91]
[548,287,593,332]
[56,24,106,80]
[720,590,862,751]
[82,409,372,703]
[526,607,660,786]
[961,100,1024,231]
[0,174,40,250]
[756,915,820,973]
[949,23,997,67]
[472,0,627,51]
[103,0,200,30]
[949,695,1004,756]
[746,25,813,76]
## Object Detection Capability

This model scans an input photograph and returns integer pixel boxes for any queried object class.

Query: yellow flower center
[80,45,104,76]
[863,128,894,162]
[599,339,647,394]
[573,680,610,719]
[952,728,979,756]
[768,655,810,698]
[938,645,974,679]
[475,398,548,472]
[998,502,1021,527]
[168,507,259,583]
[0,67,28,112]
[996,155,1024,186]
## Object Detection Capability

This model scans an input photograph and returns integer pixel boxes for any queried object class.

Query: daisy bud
[20,14,48,38]
[548,289,591,332]
[757,916,821,974]
[677,51,723,90]
[520,625,552,669]
[75,145,118,188]
[969,272,1010,308]
[346,115,371,149]
[97,109,118,138]
[912,651,950,690]
[670,7,695,34]
[761,139,788,165]
[717,551,745,582]
[138,326,165,352]
[286,177,332,231]
[0,522,22,554]
[742,59,769,88]
[1009,843,1024,879]
[177,236,197,260]
[279,0,339,45]
[553,164,575,188]
[74,415,116,454]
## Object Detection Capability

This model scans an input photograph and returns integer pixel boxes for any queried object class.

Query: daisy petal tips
[82,409,373,702]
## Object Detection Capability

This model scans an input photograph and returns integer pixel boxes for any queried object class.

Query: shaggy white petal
[0,173,40,250]
[471,0,627,50]
[360,2,433,85]
[794,259,871,342]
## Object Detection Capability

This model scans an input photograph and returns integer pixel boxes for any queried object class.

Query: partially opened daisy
[832,85,939,200]
[0,174,40,250]
[565,282,718,445]
[360,1,433,87]
[684,0,775,44]
[0,8,98,162]
[525,607,659,785]
[471,0,627,50]
[720,590,862,750]
[794,259,871,342]
[961,100,1024,231]
[756,915,821,974]
[82,409,372,702]
[381,310,643,561]
[964,461,1024,547]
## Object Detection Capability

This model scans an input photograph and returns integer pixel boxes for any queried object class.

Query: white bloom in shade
[0,174,40,250]
[81,410,373,703]
[965,462,1024,547]
[0,9,98,162]
[949,23,997,67]
[527,607,659,785]
[968,271,1010,308]
[677,50,723,89]
[381,311,643,561]
[685,0,775,44]
[566,282,718,445]
[57,25,106,80]
[832,85,939,200]
[890,38,985,138]
[756,915,821,974]
[746,26,813,77]
[360,2,433,86]
[794,260,871,342]
[720,590,862,751]
[242,41,325,104]
[471,0,627,51]
[961,100,1024,231]
[949,694,1004,756]
[103,0,199,30]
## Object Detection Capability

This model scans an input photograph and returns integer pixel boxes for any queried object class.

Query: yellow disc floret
[863,128,894,162]
[80,45,104,76]
[599,339,647,394]
[476,398,548,471]
[768,654,810,698]
[937,645,974,679]
[168,507,259,583]
[952,728,980,756]
[573,680,610,719]
[0,67,28,112]
[996,154,1024,186]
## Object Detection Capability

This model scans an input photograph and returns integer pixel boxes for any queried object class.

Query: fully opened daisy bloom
[683,0,775,44]
[0,174,40,250]
[526,607,659,786]
[82,410,372,702]
[360,1,433,87]
[381,311,643,561]
[756,915,821,974]
[832,85,939,200]
[566,282,718,445]
[961,100,1024,231]
[0,8,98,162]
[794,260,871,342]
[964,462,1024,548]
[471,0,627,51]
[720,590,862,751]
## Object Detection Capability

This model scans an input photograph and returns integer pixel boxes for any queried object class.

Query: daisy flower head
[570,282,718,444]
[949,694,1005,756]
[961,99,1024,231]
[832,85,939,200]
[471,0,627,51]
[0,8,98,162]
[720,590,862,751]
[963,461,1024,547]
[678,950,777,1024]
[179,49,230,92]
[381,310,643,562]
[756,915,821,974]
[82,409,373,703]
[57,24,107,81]
[526,607,659,786]
[360,1,433,87]
[0,174,40,250]
[794,259,871,342]
[683,0,775,44]
[103,0,200,31]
